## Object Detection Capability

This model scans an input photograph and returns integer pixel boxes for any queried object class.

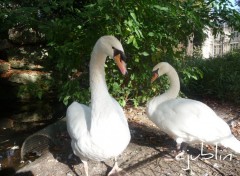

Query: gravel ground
[14,99,240,176]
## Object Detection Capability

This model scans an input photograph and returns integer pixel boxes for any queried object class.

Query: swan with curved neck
[147,62,240,155]
[66,36,130,176]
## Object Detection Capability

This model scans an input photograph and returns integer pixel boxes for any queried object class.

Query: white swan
[147,62,240,155]
[66,36,131,176]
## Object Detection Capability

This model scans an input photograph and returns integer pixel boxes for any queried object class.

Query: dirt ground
[13,99,240,176]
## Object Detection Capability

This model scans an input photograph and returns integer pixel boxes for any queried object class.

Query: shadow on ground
[17,104,240,176]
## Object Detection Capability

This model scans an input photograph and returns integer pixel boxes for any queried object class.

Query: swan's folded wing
[66,101,91,140]
[111,97,129,125]
[154,98,231,143]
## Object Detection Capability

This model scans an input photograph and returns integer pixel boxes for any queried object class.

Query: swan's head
[151,62,171,83]
[97,36,127,75]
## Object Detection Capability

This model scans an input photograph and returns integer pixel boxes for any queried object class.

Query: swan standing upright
[147,62,240,155]
[66,36,131,176]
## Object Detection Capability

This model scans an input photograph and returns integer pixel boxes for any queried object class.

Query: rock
[0,69,51,100]
[0,27,50,101]
[8,46,48,69]
[8,27,45,45]
[9,59,44,70]
[6,70,50,84]
[8,59,25,69]
[0,60,11,73]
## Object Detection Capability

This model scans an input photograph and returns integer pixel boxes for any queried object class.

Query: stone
[8,27,45,45]
[8,46,48,69]
[8,59,26,69]
[8,70,49,84]
[0,60,11,73]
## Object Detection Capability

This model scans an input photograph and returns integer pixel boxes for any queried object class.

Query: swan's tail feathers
[220,135,240,153]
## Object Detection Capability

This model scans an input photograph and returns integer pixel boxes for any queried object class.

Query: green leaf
[130,11,137,22]
[139,51,149,56]
[127,35,134,44]
[148,32,154,37]
[63,96,71,106]
[134,57,139,62]
[132,38,139,49]
[43,6,51,13]
[152,5,168,12]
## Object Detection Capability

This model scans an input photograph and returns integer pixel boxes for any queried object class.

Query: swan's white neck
[147,66,180,116]
[89,49,110,108]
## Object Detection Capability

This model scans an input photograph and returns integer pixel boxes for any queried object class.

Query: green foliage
[18,78,52,100]
[1,0,240,106]
[183,50,240,104]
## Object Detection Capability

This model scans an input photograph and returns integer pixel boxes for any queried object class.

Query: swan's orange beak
[151,73,158,83]
[114,54,127,75]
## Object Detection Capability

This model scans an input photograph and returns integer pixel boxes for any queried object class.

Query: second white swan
[147,62,240,155]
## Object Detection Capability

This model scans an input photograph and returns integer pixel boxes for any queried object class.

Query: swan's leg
[107,157,122,176]
[175,139,188,160]
[82,160,89,176]
[163,139,188,161]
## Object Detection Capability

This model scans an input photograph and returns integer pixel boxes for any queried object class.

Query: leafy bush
[183,50,240,104]
[1,0,240,106]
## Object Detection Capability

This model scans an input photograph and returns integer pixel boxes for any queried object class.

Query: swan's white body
[147,62,240,153]
[66,36,130,175]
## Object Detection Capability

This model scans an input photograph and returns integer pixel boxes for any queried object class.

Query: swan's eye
[113,48,126,61]
[152,68,159,75]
